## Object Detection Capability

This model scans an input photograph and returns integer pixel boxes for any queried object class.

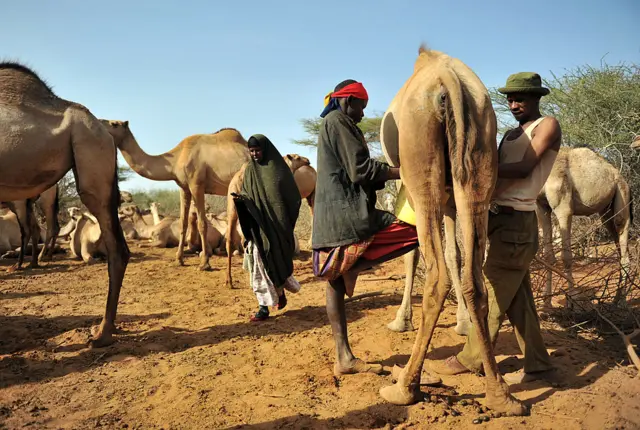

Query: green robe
[233,134,301,288]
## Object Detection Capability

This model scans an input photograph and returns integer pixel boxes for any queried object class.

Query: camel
[537,146,633,307]
[0,62,129,347]
[186,205,225,255]
[283,154,317,214]
[149,202,166,225]
[0,210,23,254]
[69,211,107,264]
[224,155,313,287]
[103,120,251,271]
[375,47,526,415]
[206,211,245,256]
[119,205,180,247]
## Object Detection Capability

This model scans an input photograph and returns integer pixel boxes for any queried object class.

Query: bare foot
[379,382,420,405]
[333,359,383,376]
[484,380,529,416]
[387,318,414,333]
[6,264,19,273]
[391,364,441,385]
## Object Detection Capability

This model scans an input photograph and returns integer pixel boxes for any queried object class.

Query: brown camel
[0,62,129,347]
[103,120,250,270]
[375,47,525,415]
[537,146,633,307]
[224,154,315,288]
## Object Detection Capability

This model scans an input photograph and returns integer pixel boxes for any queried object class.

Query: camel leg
[8,201,30,271]
[71,137,130,348]
[555,210,578,306]
[387,248,419,332]
[603,189,632,304]
[192,188,212,271]
[175,188,192,266]
[444,205,469,336]
[39,189,60,262]
[226,192,241,288]
[536,204,555,310]
[27,202,40,269]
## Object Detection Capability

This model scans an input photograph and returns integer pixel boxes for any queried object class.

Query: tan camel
[149,202,166,225]
[537,146,632,307]
[631,135,640,149]
[224,155,311,287]
[119,205,180,247]
[103,120,250,270]
[0,62,129,347]
[59,207,82,240]
[0,210,23,254]
[283,154,317,214]
[186,206,225,255]
[206,211,245,256]
[375,47,526,415]
[69,211,107,264]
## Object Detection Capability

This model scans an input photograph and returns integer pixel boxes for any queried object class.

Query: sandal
[250,306,270,322]
[276,292,287,310]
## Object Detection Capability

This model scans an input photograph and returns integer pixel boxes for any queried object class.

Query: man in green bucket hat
[429,72,562,384]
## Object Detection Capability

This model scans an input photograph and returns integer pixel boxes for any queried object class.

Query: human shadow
[222,402,410,429]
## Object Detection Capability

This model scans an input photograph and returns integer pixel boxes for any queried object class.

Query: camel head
[631,135,640,150]
[101,119,131,148]
[67,207,82,220]
[284,154,311,172]
[118,204,140,219]
[150,202,159,211]
[120,190,133,205]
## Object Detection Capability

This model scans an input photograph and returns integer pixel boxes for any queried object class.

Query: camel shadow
[0,294,400,389]
[0,290,59,300]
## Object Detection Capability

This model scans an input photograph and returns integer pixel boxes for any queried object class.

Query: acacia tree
[58,164,134,210]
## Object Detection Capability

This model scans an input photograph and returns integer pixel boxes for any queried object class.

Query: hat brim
[498,86,550,96]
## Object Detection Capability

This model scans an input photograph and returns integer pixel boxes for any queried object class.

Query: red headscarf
[323,82,369,107]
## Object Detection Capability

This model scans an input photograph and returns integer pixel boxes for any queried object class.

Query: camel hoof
[454,321,471,336]
[198,263,212,272]
[387,318,414,333]
[172,260,185,267]
[379,382,420,405]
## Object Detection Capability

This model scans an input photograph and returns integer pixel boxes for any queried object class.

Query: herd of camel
[1,46,638,412]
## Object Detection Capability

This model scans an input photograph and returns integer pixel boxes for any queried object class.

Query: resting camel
[537,146,633,306]
[119,205,180,247]
[0,210,23,255]
[69,211,107,264]
[375,47,525,415]
[103,120,250,270]
[0,62,129,347]
[224,155,314,287]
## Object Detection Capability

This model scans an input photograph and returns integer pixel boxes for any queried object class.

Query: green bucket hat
[498,72,550,96]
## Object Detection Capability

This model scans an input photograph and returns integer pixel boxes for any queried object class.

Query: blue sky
[3,0,639,191]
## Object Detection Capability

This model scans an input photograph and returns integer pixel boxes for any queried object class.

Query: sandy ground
[1,243,639,430]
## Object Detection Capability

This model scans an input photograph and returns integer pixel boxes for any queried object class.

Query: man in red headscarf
[312,80,421,376]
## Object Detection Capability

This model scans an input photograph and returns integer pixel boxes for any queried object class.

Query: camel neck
[118,134,175,182]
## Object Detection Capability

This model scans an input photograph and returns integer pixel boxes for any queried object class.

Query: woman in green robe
[232,134,302,321]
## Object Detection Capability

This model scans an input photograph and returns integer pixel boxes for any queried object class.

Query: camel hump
[418,43,429,55]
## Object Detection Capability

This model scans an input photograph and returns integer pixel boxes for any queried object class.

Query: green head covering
[498,72,550,96]
[234,134,301,287]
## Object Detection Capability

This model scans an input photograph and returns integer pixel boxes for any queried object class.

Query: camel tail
[440,68,478,187]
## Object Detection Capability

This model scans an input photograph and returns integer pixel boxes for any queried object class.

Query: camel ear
[110,121,119,128]
[286,154,292,160]
[123,121,129,128]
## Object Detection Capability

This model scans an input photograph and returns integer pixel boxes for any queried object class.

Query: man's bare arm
[498,118,562,179]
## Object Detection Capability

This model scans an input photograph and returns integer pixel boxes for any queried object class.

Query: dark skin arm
[498,117,562,179]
